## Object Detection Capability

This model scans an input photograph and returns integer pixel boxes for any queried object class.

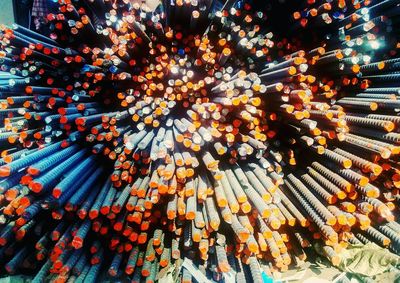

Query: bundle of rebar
[0,0,399,281]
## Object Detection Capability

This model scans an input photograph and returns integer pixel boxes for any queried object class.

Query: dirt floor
[273,263,400,283]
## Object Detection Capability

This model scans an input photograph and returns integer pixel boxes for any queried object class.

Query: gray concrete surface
[0,0,14,25]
